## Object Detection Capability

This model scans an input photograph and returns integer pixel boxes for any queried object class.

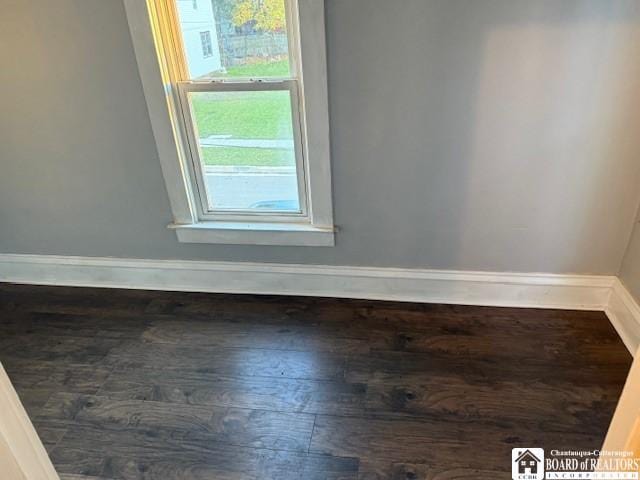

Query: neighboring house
[176,0,222,77]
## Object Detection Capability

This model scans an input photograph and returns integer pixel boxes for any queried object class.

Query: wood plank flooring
[0,283,632,479]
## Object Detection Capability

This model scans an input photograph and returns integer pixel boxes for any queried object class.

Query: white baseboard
[0,253,615,309]
[605,279,640,355]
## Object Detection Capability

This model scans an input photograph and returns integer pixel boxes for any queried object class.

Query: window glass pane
[175,0,291,79]
[188,89,301,212]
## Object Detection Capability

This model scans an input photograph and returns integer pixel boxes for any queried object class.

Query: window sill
[168,222,335,247]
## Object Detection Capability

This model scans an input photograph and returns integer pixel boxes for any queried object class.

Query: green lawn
[221,59,290,78]
[201,147,294,167]
[192,90,293,139]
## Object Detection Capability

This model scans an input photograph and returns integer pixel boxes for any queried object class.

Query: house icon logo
[512,448,544,480]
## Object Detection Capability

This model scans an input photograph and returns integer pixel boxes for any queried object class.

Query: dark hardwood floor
[0,283,632,480]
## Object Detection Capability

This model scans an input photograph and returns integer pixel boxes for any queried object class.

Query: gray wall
[620,211,640,300]
[2,0,640,273]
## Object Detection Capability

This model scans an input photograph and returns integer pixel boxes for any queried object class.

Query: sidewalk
[200,135,293,150]
[204,165,296,175]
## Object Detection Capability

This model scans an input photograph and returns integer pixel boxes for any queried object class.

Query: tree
[232,0,286,33]
[212,0,236,22]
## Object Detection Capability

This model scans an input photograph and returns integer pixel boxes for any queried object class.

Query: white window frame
[123,0,334,246]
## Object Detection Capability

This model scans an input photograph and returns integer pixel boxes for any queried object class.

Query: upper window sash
[168,0,301,84]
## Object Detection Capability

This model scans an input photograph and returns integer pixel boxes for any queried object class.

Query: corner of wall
[617,193,640,275]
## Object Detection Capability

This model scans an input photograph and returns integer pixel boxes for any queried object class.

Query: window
[124,0,334,246]
[199,31,213,58]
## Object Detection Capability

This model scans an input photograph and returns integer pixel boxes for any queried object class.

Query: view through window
[174,0,303,215]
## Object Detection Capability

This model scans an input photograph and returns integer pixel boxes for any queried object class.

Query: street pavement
[204,170,299,210]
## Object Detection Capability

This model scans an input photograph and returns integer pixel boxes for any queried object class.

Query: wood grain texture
[0,283,632,479]
[98,368,367,415]
[103,342,346,381]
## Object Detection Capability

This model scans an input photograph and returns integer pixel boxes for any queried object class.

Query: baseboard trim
[605,279,640,355]
[0,253,616,308]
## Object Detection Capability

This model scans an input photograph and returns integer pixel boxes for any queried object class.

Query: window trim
[122,0,334,246]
